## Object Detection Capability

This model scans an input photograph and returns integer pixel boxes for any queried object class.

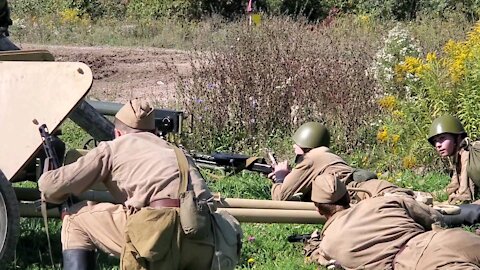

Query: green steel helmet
[292,122,330,148]
[427,114,466,145]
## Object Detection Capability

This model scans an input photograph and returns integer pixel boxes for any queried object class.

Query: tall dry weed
[176,15,385,154]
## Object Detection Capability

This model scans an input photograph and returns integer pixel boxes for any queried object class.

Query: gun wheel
[0,170,19,263]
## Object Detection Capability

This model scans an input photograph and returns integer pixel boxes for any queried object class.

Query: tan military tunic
[38,132,213,264]
[447,147,476,203]
[40,132,211,207]
[316,196,480,269]
[271,147,353,201]
[271,147,409,202]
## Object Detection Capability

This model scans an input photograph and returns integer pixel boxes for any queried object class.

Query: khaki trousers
[62,202,214,269]
[395,229,480,269]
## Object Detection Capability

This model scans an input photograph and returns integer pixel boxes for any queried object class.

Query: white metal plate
[0,61,93,180]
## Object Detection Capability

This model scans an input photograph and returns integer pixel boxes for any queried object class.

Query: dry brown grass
[176,16,386,154]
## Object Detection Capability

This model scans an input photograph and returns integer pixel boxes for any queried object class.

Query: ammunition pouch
[121,208,179,270]
[179,190,212,240]
[174,146,214,240]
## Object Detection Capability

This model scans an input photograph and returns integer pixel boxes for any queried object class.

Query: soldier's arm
[457,150,474,198]
[38,142,113,204]
[271,159,314,201]
[400,196,445,229]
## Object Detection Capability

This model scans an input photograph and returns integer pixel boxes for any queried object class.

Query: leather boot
[62,249,96,270]
[443,204,480,227]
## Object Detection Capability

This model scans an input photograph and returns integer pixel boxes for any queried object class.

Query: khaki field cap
[115,98,155,130]
[311,174,347,204]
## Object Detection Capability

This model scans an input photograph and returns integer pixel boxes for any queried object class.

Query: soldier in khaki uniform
[310,174,480,269]
[428,114,478,203]
[269,122,412,202]
[38,99,219,270]
[427,114,480,226]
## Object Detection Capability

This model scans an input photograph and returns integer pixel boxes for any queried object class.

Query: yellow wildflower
[444,39,458,55]
[60,9,81,24]
[59,8,90,25]
[402,155,416,169]
[395,56,425,81]
[391,134,400,144]
[426,52,437,62]
[405,56,424,74]
[359,15,370,23]
[378,96,396,111]
[377,127,388,143]
[466,22,480,46]
[247,258,255,264]
[392,110,404,118]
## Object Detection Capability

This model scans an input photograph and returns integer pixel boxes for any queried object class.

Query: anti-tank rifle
[191,152,273,175]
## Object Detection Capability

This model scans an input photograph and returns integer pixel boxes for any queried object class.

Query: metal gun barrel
[87,100,183,134]
[15,188,324,224]
[18,203,324,224]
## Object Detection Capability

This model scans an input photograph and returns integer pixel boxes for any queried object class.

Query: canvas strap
[41,196,55,267]
[173,146,190,196]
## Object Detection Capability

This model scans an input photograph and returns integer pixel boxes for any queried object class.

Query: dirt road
[19,43,192,106]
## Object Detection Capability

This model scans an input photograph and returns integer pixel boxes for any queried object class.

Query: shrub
[176,15,383,155]
[371,22,480,172]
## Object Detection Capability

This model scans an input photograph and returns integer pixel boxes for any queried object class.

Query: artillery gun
[0,49,324,264]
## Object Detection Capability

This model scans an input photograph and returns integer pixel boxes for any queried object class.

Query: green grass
[7,166,459,270]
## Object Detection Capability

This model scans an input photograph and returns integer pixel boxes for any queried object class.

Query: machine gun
[287,233,312,243]
[191,152,273,175]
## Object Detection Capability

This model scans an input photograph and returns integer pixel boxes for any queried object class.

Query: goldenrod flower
[59,8,90,25]
[392,110,404,118]
[395,56,426,82]
[359,15,370,23]
[378,96,396,110]
[391,134,400,144]
[60,9,81,24]
[402,155,416,169]
[426,52,437,62]
[377,127,388,142]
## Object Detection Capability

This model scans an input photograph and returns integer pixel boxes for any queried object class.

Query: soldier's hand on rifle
[268,160,290,183]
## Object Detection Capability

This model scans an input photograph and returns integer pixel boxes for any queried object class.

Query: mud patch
[19,43,193,107]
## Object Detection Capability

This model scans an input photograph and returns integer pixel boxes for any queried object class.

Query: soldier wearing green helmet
[292,122,331,149]
[269,122,412,202]
[428,115,477,204]
[427,114,480,227]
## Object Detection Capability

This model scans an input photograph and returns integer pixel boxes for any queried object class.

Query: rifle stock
[36,124,74,216]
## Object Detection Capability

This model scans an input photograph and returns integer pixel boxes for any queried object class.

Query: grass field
[7,169,454,270]
[5,124,456,270]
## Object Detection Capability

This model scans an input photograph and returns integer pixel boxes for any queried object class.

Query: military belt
[149,198,180,208]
